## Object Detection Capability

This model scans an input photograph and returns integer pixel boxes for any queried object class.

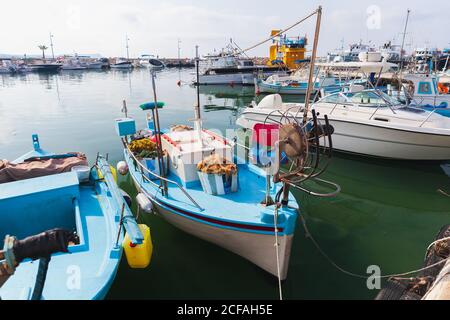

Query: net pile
[197,154,237,176]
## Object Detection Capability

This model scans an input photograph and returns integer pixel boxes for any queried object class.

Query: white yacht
[111,58,133,69]
[138,54,165,70]
[198,49,288,85]
[0,59,17,74]
[237,89,450,160]
[60,57,87,70]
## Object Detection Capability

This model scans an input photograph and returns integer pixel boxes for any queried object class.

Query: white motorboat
[111,58,133,69]
[0,59,17,74]
[237,89,450,160]
[139,55,165,70]
[198,48,287,85]
[84,61,103,69]
[61,57,87,70]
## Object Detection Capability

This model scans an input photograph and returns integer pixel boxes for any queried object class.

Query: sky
[1,0,449,58]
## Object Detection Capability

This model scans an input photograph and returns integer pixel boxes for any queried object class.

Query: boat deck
[127,152,298,235]
[0,185,121,300]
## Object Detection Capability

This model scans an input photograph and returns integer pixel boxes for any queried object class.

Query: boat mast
[303,6,322,124]
[126,34,130,61]
[398,9,410,98]
[49,32,55,60]
[194,45,202,138]
[177,39,181,61]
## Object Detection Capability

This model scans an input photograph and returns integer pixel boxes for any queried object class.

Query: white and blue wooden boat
[116,104,300,280]
[256,73,343,95]
[0,134,145,300]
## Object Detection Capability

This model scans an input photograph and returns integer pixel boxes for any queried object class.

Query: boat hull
[131,178,294,280]
[238,111,450,160]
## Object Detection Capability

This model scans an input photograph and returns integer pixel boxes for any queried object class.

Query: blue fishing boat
[115,65,338,279]
[256,73,343,95]
[0,134,151,300]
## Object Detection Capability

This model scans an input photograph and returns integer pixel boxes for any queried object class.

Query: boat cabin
[161,129,234,188]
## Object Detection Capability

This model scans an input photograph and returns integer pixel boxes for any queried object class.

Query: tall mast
[303,6,322,124]
[398,9,410,98]
[399,9,410,71]
[126,34,130,61]
[177,39,181,61]
[49,32,55,60]
[194,45,202,136]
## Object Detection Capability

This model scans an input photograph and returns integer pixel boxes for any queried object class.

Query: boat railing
[124,145,204,211]
[96,156,144,246]
[419,108,438,128]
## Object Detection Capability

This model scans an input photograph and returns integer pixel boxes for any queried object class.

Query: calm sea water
[1,69,449,299]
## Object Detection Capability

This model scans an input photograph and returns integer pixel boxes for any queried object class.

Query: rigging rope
[300,215,450,280]
[225,10,319,57]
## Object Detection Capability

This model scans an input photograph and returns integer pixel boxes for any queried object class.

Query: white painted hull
[132,180,293,279]
[199,71,287,85]
[199,73,249,85]
[238,112,450,160]
[85,63,103,69]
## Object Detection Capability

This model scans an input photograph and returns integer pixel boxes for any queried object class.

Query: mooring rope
[273,205,283,300]
[300,215,450,280]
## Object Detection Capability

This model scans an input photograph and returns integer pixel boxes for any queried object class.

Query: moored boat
[237,90,450,160]
[0,134,151,300]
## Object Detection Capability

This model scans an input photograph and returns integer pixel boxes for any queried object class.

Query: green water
[1,69,449,299]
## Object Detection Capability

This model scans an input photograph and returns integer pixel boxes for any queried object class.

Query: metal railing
[124,144,204,211]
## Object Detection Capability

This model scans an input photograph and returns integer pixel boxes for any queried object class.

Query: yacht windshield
[320,90,402,107]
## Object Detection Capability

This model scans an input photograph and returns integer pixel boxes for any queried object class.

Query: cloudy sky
[1,0,449,58]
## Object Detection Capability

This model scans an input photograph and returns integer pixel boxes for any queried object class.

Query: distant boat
[84,61,103,69]
[139,55,165,70]
[29,62,61,73]
[111,58,133,69]
[198,50,288,85]
[0,134,149,300]
[0,59,17,74]
[61,57,87,70]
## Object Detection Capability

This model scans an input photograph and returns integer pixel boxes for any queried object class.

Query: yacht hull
[237,111,450,160]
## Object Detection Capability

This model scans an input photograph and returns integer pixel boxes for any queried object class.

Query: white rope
[300,215,450,280]
[425,236,450,260]
[273,205,283,300]
[225,10,318,57]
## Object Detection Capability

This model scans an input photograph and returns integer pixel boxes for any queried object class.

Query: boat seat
[0,172,80,247]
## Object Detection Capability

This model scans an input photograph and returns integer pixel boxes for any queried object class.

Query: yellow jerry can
[122,224,153,268]
[97,165,118,183]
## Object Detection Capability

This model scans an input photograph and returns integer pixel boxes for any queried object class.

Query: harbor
[1,1,450,302]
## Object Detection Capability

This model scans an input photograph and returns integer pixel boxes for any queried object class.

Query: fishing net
[129,138,158,159]
[170,125,194,132]
[197,154,237,176]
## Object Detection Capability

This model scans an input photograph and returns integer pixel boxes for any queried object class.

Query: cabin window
[418,82,432,94]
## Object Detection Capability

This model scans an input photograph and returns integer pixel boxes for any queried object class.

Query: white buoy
[117,161,129,175]
[136,193,153,213]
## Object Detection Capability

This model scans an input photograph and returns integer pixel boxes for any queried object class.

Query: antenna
[126,34,130,61]
[49,32,55,60]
